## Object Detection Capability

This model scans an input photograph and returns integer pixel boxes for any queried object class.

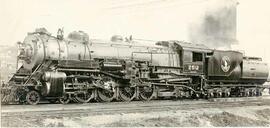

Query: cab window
[192,52,203,62]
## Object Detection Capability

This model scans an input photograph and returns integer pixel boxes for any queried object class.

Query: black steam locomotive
[1,28,269,105]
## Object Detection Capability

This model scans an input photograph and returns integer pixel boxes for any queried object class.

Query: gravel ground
[2,106,270,127]
[1,96,270,127]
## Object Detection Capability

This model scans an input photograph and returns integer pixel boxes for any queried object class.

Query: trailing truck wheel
[118,86,136,102]
[96,88,115,102]
[26,91,40,105]
[59,93,70,104]
[75,91,94,103]
[139,86,155,101]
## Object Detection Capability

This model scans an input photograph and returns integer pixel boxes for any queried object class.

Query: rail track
[2,96,270,117]
[2,96,270,127]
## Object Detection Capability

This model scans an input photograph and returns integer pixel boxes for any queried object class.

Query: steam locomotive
[1,28,269,105]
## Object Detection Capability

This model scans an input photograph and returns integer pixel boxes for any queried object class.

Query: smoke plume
[189,1,238,49]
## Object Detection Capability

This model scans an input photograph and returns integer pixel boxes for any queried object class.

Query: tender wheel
[96,88,115,102]
[59,93,70,104]
[227,92,231,97]
[139,86,155,101]
[240,91,245,97]
[214,92,220,98]
[26,90,40,105]
[118,86,136,102]
[246,91,250,97]
[256,88,262,96]
[75,91,94,103]
[217,92,222,98]
[251,89,256,97]
[208,92,214,98]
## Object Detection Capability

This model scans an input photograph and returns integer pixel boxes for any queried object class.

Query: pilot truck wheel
[26,90,40,105]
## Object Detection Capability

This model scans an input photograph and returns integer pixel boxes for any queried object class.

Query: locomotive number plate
[188,65,200,71]
[183,63,203,73]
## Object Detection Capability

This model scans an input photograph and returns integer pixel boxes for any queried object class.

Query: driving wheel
[118,86,136,102]
[75,90,94,103]
[139,86,155,101]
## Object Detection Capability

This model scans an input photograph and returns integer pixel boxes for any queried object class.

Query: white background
[0,0,269,64]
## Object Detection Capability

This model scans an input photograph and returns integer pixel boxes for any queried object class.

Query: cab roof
[156,40,212,53]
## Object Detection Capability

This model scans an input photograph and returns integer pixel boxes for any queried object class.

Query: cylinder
[41,72,66,97]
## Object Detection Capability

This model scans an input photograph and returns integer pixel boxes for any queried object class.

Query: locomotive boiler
[1,28,269,105]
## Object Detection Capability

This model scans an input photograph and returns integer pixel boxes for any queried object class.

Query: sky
[234,0,270,61]
[0,0,270,63]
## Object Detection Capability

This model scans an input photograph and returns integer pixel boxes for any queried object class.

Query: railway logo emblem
[221,56,231,72]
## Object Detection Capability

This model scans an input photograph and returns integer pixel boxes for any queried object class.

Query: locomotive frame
[1,28,269,105]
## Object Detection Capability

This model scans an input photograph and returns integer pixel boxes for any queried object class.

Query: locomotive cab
[171,41,212,75]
